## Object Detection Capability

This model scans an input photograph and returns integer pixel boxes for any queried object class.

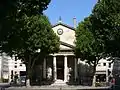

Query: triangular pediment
[52,23,75,30]
[52,22,76,47]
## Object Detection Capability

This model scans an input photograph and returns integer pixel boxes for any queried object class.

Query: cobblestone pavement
[6,85,110,90]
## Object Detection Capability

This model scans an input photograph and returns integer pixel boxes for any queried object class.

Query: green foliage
[0,0,59,61]
[0,0,51,43]
[75,16,106,86]
[0,0,59,85]
[76,0,120,66]
[0,14,60,63]
[76,17,94,54]
[76,0,120,85]
[0,0,51,18]
[75,17,104,66]
[91,0,120,57]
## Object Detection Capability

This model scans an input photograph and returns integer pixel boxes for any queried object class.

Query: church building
[39,18,78,85]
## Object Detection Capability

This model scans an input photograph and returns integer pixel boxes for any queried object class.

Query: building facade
[9,56,26,82]
[41,22,78,84]
[96,58,113,82]
[0,53,10,82]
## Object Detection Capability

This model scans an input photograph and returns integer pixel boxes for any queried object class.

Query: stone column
[43,58,46,79]
[53,56,57,81]
[106,63,109,83]
[64,56,68,82]
[74,58,78,81]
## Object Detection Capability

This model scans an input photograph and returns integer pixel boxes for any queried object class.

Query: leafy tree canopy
[75,16,106,86]
[0,0,51,42]
[0,0,59,86]
[91,0,120,57]
[75,17,104,65]
[0,0,51,18]
[75,0,120,86]
[0,14,60,63]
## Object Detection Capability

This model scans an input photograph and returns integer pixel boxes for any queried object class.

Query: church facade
[40,21,78,84]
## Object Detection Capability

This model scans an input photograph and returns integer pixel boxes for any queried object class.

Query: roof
[52,22,75,30]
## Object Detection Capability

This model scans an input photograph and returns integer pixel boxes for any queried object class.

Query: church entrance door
[57,57,64,80]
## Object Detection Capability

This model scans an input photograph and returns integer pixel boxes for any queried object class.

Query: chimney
[73,17,77,29]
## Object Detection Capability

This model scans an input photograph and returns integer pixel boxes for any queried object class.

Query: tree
[75,17,105,86]
[0,0,51,40]
[1,14,60,86]
[0,0,51,18]
[0,0,60,87]
[91,0,120,58]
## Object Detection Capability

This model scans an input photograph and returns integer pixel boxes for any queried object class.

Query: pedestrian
[110,77,115,89]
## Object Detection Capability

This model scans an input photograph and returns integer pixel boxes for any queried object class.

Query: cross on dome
[58,16,62,23]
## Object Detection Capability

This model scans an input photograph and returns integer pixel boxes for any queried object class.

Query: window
[20,64,22,66]
[11,70,13,79]
[14,65,17,68]
[109,63,111,68]
[15,56,18,61]
[103,63,106,66]
[98,63,101,66]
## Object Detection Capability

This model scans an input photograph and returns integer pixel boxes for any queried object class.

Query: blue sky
[44,0,97,27]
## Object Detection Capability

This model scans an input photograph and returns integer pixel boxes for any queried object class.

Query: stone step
[51,80,67,86]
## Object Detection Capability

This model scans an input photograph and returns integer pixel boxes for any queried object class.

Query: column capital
[53,54,56,57]
[64,55,67,57]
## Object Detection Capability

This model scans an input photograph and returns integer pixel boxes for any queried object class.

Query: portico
[52,55,69,82]
[43,53,78,83]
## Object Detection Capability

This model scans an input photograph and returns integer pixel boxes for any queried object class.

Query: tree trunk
[92,63,96,87]
[92,74,96,87]
[25,54,41,87]
[26,78,30,87]
[26,64,32,87]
